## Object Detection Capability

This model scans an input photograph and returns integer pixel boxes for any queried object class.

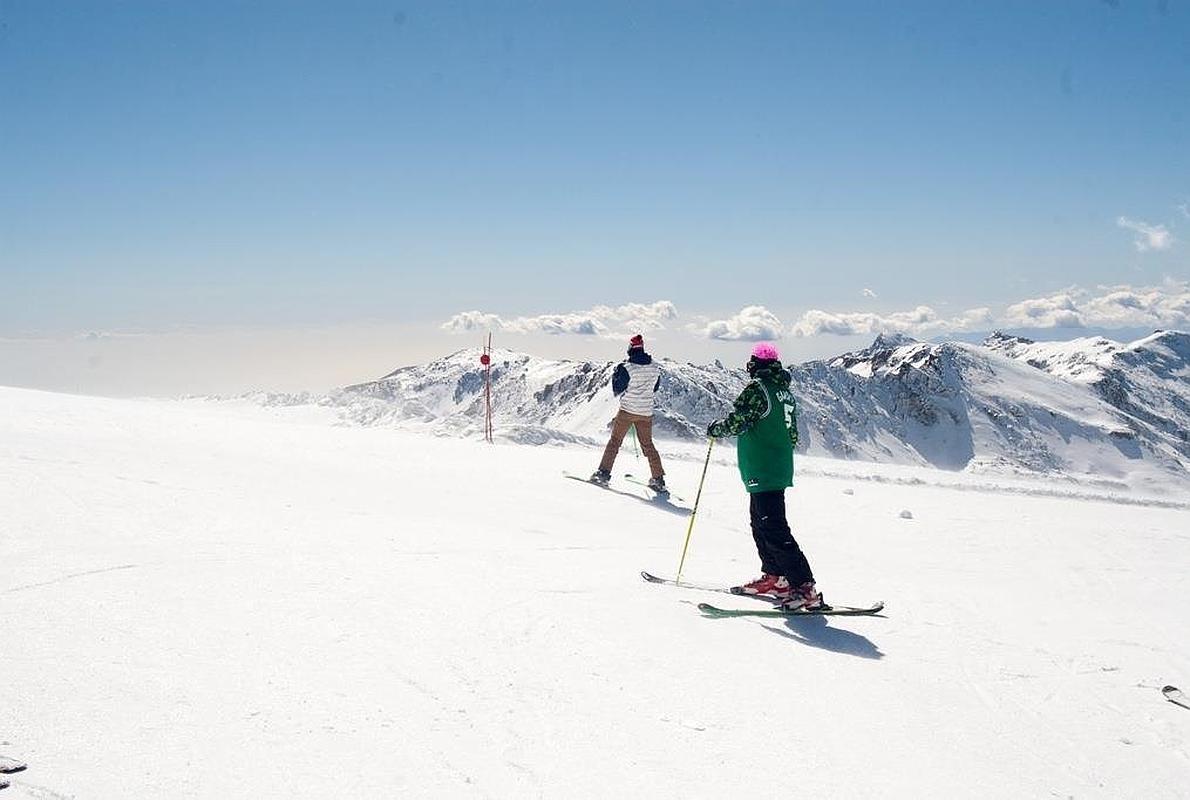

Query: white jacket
[616,360,660,416]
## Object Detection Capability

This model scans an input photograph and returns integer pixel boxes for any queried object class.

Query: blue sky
[2,1,1189,393]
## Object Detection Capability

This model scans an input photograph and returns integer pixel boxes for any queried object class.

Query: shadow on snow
[563,474,692,516]
[761,616,884,660]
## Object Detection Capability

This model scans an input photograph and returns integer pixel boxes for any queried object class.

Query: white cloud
[789,305,991,337]
[792,283,1189,338]
[443,284,1190,344]
[956,307,996,328]
[440,311,505,334]
[995,282,1190,330]
[790,310,885,337]
[588,301,678,332]
[441,301,677,337]
[703,306,784,341]
[1178,202,1190,220]
[862,288,878,299]
[1079,283,1190,328]
[77,330,154,341]
[1117,216,1173,252]
[442,311,606,336]
[1002,292,1085,328]
[516,315,605,335]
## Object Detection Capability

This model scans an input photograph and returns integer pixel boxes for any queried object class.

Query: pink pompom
[751,342,780,360]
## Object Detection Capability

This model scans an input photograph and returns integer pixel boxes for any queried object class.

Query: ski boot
[779,582,825,612]
[589,468,611,486]
[731,573,791,599]
[646,476,669,497]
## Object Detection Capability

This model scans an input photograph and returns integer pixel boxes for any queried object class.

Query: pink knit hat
[751,342,780,360]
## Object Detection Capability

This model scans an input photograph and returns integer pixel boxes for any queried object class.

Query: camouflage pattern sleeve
[707,381,767,438]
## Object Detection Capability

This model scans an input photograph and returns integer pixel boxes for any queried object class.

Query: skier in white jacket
[590,334,667,494]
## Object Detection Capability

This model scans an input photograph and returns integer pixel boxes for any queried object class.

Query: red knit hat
[628,334,644,350]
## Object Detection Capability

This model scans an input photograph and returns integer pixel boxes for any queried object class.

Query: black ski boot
[589,468,611,486]
[647,476,669,496]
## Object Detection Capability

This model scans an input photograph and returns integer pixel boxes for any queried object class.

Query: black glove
[706,421,722,438]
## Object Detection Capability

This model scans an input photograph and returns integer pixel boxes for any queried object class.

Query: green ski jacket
[707,364,798,493]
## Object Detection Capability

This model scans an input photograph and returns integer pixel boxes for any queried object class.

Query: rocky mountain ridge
[249,331,1190,490]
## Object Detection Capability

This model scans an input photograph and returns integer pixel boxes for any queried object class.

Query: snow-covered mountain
[796,331,1190,489]
[982,329,1190,462]
[254,331,1189,490]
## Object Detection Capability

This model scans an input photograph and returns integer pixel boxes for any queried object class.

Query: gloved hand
[706,421,723,438]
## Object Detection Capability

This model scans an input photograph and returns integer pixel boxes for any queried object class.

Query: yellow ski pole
[676,437,715,584]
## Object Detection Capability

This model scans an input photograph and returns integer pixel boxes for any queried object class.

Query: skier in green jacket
[707,342,822,611]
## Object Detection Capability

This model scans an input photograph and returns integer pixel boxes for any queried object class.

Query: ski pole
[629,423,639,460]
[676,437,715,584]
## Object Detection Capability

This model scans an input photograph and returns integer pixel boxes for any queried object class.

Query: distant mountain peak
[1130,329,1190,358]
[983,330,1034,350]
[868,332,919,352]
[827,332,930,376]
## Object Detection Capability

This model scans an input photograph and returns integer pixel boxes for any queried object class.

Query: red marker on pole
[481,332,493,443]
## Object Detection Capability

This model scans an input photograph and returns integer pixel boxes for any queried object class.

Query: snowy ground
[2,386,1188,799]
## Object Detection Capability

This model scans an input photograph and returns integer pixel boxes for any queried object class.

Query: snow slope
[2,386,1188,798]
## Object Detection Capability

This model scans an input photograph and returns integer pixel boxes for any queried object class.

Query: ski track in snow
[620,446,1190,510]
[795,465,1190,511]
[8,784,75,800]
[3,564,138,594]
[1,385,1188,799]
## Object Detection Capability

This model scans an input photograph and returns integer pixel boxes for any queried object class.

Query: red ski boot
[779,582,825,611]
[732,574,792,599]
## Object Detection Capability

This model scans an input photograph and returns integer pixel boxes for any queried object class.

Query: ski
[1163,685,1189,710]
[623,474,685,502]
[643,572,883,615]
[0,758,24,774]
[698,601,885,618]
[640,570,776,601]
[564,470,648,496]
[564,475,690,513]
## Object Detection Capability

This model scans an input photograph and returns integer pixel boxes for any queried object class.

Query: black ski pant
[749,490,814,585]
